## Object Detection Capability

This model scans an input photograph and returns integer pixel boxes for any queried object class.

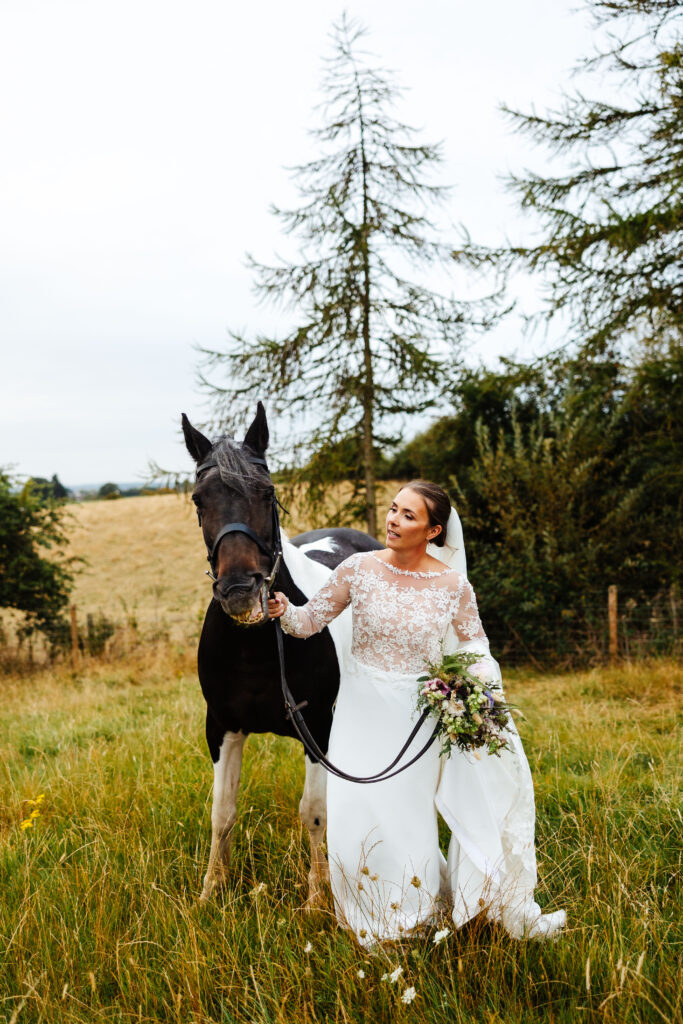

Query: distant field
[1,655,679,1023]
[65,493,210,641]
[62,487,398,643]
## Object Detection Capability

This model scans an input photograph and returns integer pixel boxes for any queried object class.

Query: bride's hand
[268,592,288,618]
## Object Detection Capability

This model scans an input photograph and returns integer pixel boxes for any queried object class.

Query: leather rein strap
[197,448,438,783]
[275,618,438,784]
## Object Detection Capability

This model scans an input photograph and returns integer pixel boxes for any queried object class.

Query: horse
[182,403,383,904]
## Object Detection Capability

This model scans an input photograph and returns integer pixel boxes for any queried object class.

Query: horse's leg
[200,729,246,901]
[299,754,329,909]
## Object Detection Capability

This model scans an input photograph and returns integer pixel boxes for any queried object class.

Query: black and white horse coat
[182,406,382,901]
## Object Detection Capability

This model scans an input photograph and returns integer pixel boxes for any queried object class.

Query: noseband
[195,452,283,622]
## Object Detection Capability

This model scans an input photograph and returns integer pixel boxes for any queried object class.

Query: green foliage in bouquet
[417,650,513,758]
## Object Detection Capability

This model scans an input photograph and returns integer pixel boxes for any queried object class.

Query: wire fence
[1,584,680,675]
[493,584,681,669]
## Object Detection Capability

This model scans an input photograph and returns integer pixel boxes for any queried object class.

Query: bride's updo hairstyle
[404,480,450,547]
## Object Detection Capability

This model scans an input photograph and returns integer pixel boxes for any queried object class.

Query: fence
[494,584,680,669]
[1,585,680,675]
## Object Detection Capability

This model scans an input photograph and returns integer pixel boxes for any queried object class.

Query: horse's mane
[212,436,270,496]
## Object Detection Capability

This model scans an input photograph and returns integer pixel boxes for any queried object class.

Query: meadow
[1,495,681,1023]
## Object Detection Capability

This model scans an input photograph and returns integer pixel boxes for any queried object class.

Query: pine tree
[201,16,499,535]
[461,0,682,352]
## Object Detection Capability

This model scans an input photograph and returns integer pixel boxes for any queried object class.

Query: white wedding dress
[281,535,566,946]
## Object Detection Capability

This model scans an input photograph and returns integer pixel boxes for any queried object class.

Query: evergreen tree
[462,0,682,352]
[201,16,499,534]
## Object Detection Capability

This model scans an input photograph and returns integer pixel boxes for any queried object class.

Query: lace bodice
[281,551,487,673]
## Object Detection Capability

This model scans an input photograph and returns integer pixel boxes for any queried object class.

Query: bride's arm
[269,555,357,638]
[450,577,503,687]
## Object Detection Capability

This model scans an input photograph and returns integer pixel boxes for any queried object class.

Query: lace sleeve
[451,577,487,645]
[280,555,356,638]
[450,578,499,686]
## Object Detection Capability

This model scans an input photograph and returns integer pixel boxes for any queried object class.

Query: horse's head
[182,403,279,625]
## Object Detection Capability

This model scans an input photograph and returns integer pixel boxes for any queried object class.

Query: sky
[1,0,606,486]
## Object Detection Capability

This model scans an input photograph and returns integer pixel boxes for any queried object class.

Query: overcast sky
[1,0,604,485]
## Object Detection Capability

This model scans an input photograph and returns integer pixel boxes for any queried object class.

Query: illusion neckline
[368,553,455,579]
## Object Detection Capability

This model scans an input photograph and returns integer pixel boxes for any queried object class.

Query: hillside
[66,493,209,640]
[64,486,397,642]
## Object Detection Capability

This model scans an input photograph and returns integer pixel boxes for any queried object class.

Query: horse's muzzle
[214,575,268,625]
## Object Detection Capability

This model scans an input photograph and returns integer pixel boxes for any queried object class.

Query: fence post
[671,584,678,639]
[70,604,80,670]
[608,585,618,663]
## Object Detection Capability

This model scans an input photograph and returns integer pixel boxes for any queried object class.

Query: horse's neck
[274,558,308,605]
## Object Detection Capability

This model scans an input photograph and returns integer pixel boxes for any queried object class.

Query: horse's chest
[198,613,338,739]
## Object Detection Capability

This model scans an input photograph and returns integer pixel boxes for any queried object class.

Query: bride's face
[385,488,440,549]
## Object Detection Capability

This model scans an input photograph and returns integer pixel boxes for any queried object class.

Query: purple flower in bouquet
[416,650,515,758]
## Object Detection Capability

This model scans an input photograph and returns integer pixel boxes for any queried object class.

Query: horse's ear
[243,402,269,456]
[182,414,213,464]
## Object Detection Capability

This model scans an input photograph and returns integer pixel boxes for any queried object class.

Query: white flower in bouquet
[416,651,514,758]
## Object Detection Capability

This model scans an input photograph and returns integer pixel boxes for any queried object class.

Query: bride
[269,480,566,946]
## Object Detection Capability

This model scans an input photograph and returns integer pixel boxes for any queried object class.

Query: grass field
[1,651,680,1024]
[1,495,681,1022]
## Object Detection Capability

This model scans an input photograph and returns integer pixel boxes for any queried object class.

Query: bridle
[194,447,437,784]
[195,450,283,622]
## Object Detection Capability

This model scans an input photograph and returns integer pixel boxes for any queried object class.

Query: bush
[389,347,682,663]
[98,482,121,500]
[0,470,76,641]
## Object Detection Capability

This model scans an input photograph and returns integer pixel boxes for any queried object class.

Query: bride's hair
[404,480,450,547]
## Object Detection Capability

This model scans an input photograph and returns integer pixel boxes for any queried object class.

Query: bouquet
[416,651,514,758]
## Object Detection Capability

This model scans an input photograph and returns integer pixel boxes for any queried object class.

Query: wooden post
[671,584,678,639]
[608,585,618,663]
[70,605,80,670]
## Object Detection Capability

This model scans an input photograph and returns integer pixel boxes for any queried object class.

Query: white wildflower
[389,966,403,983]
[304,941,312,954]
[433,927,450,945]
[401,986,417,1004]
[381,972,389,981]
[357,969,366,979]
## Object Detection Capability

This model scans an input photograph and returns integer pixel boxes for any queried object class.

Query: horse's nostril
[215,576,261,598]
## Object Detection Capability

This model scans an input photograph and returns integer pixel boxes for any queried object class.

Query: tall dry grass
[1,654,680,1023]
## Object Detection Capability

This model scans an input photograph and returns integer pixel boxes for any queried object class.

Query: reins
[196,449,438,784]
[274,619,438,783]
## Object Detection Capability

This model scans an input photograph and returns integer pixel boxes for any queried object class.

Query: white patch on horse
[298,536,338,556]
[201,730,246,901]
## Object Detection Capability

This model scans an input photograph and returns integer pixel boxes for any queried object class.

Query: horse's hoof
[199,884,213,903]
[304,892,325,913]
[304,878,329,912]
[200,875,224,902]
